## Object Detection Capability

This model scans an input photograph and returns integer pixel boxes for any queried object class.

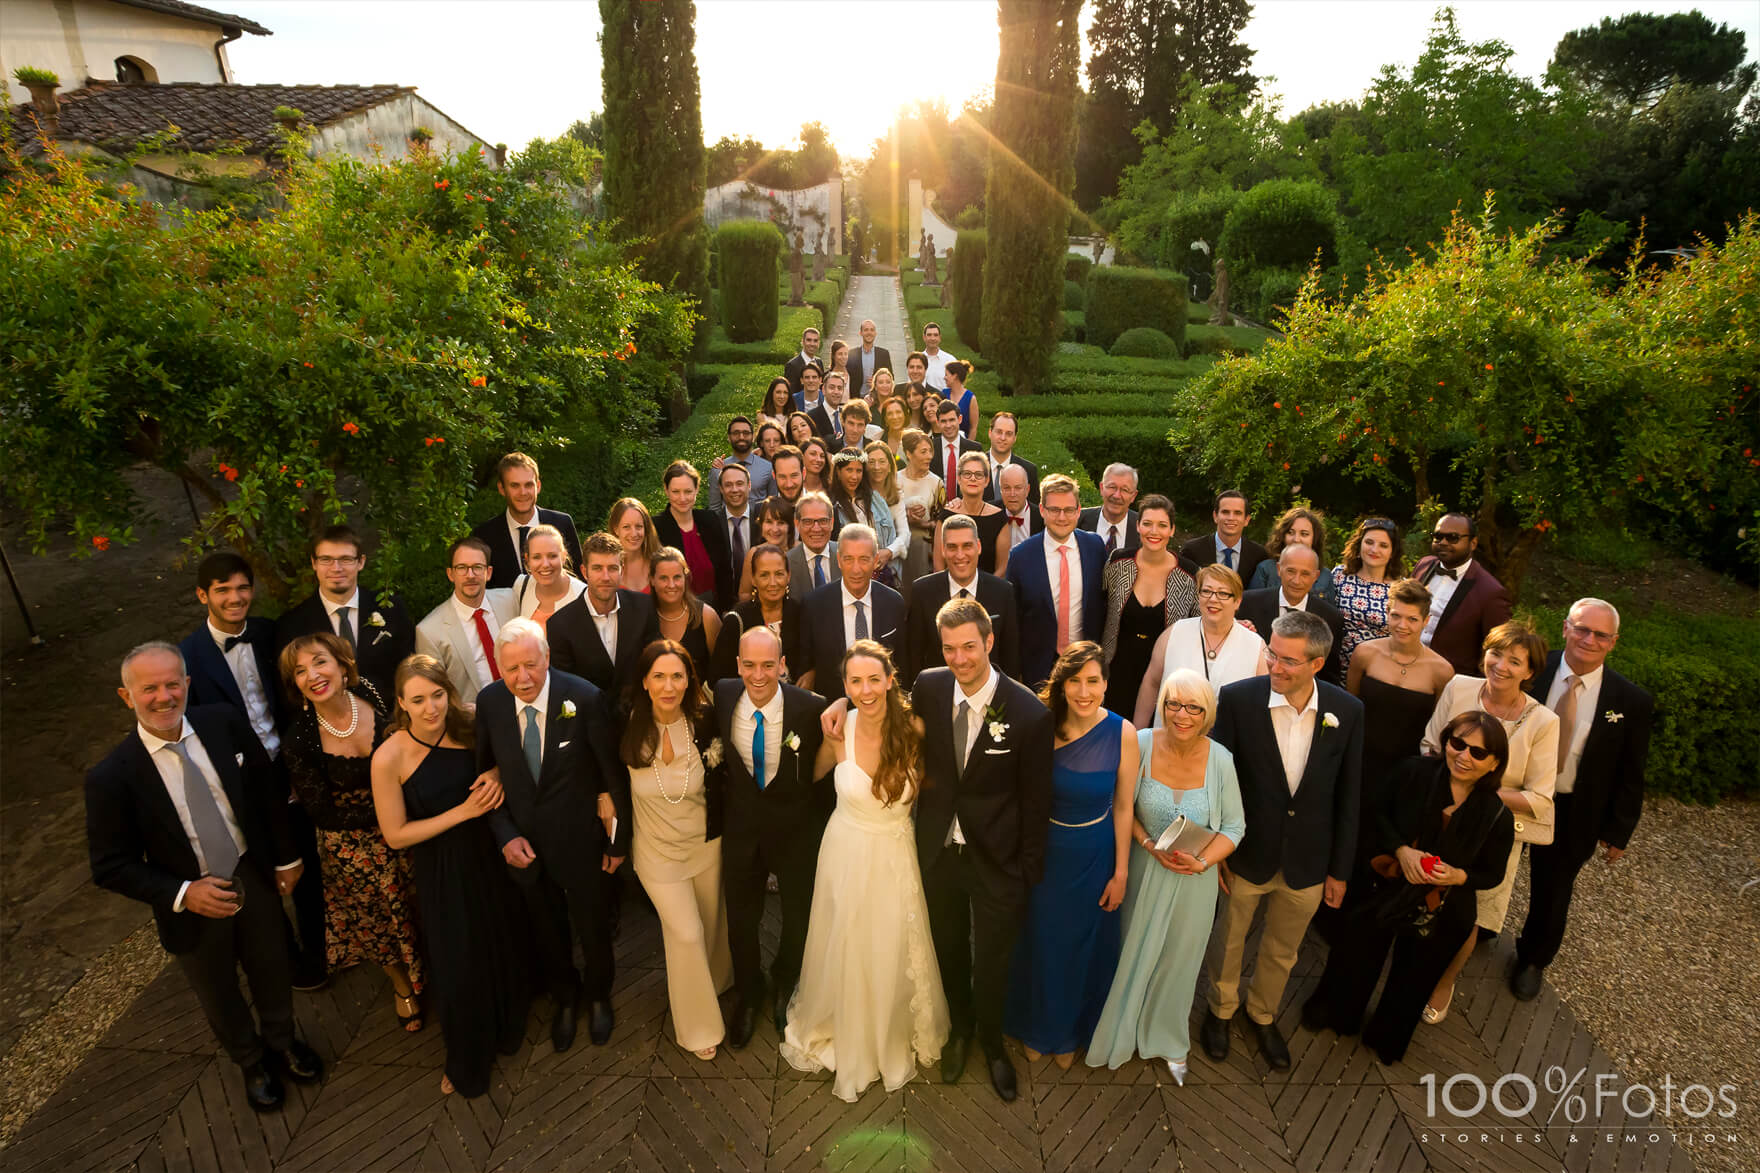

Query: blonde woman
[510,523,585,628]
[607,497,661,594]
[893,429,943,589]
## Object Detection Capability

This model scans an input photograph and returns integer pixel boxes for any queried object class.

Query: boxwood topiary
[1109,327,1181,359]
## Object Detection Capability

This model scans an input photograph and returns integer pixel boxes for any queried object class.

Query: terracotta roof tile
[108,0,272,36]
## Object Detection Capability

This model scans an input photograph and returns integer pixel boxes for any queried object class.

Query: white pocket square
[984,747,1009,756]
[234,752,245,765]
[558,740,572,749]
[879,627,897,639]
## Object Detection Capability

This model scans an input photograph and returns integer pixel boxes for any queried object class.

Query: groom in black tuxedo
[714,627,830,1045]
[476,618,629,1052]
[910,596,1053,1102]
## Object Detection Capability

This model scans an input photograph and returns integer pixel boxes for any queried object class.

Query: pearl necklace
[315,693,360,738]
[651,719,695,805]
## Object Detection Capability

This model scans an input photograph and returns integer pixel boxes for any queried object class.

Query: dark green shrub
[1218,179,1338,319]
[1061,310,1085,342]
[715,221,783,342]
[1110,327,1181,358]
[1157,188,1241,269]
[1183,324,1272,357]
[949,228,987,352]
[1248,266,1306,322]
[1064,254,1093,285]
[1063,279,1085,311]
[1085,266,1188,352]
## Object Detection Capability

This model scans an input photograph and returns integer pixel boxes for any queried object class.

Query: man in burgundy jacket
[1412,512,1513,675]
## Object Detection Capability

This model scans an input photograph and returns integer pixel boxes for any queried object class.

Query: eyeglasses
[959,469,988,479]
[1197,588,1236,601]
[449,564,489,575]
[1162,700,1207,717]
[313,555,361,567]
[1041,504,1079,517]
[1267,652,1313,670]
[1445,734,1492,761]
[799,516,833,527]
[1566,622,1617,644]
[1431,530,1470,542]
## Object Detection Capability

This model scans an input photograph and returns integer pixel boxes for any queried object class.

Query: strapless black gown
[402,741,532,1096]
[1353,675,1442,873]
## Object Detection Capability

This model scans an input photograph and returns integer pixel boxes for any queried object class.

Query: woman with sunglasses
[1331,517,1406,676]
[1301,711,1515,1065]
[1414,620,1558,1024]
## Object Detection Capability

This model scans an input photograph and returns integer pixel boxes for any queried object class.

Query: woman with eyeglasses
[1415,621,1558,1025]
[1087,669,1244,1086]
[935,451,1009,576]
[1249,506,1336,606]
[1331,517,1407,675]
[1301,711,1515,1066]
[1132,564,1266,730]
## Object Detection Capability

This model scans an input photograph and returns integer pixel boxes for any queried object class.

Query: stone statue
[1092,236,1105,264]
[828,226,838,255]
[812,228,828,281]
[1208,258,1231,327]
[924,234,939,285]
[789,226,806,306]
[940,248,953,307]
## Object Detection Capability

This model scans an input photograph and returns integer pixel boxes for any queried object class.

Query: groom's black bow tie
[223,630,256,652]
[1432,566,1459,581]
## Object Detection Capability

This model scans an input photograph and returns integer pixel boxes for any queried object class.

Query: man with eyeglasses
[708,416,776,511]
[1005,474,1106,688]
[276,524,415,703]
[1201,609,1363,1072]
[415,535,518,703]
[786,492,840,602]
[1412,511,1512,675]
[1510,598,1653,1001]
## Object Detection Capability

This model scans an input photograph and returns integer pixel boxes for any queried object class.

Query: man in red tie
[933,400,979,490]
[997,464,1040,554]
[1004,474,1107,688]
[416,536,518,703]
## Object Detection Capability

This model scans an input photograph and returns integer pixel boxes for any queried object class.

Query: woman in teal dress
[1004,643,1140,1068]
[1086,667,1245,1086]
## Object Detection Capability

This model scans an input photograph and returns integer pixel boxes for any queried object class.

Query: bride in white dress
[780,640,950,1102]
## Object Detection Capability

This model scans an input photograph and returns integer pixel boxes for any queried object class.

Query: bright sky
[223,0,1760,161]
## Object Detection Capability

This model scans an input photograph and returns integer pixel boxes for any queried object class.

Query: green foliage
[564,112,605,151]
[715,220,783,342]
[1064,254,1093,285]
[1061,310,1085,342]
[983,0,1082,394]
[0,135,692,601]
[906,284,942,312]
[11,66,59,86]
[1550,11,1754,109]
[1085,265,1188,351]
[948,229,987,350]
[600,0,711,354]
[706,121,838,188]
[1219,179,1341,318]
[1110,327,1181,358]
[271,105,305,122]
[1184,323,1270,356]
[1154,187,1240,271]
[703,304,821,364]
[1063,279,1086,310]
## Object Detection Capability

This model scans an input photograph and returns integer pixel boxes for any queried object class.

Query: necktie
[1105,527,1118,554]
[952,700,970,780]
[946,443,957,488]
[1434,565,1459,581]
[813,554,826,588]
[522,704,542,781]
[334,604,355,647]
[517,524,531,571]
[222,630,254,652]
[752,710,767,789]
[854,599,868,641]
[472,608,501,681]
[1055,545,1072,652]
[168,737,240,878]
[1221,548,1235,571]
[1554,674,1581,771]
[1010,514,1025,527]
[957,587,970,599]
[730,516,746,569]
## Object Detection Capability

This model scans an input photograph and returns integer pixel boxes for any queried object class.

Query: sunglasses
[1445,734,1492,761]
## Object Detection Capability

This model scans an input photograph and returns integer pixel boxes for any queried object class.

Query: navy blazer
[1210,676,1364,890]
[470,507,584,589]
[179,617,284,747]
[85,705,296,954]
[1527,653,1654,856]
[797,579,905,702]
[1005,529,1107,688]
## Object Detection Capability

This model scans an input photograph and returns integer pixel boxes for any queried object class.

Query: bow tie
[1433,566,1459,581]
[1009,515,1026,527]
[223,631,256,652]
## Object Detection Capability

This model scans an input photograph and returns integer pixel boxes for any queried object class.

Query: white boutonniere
[1605,710,1623,723]
[560,700,577,719]
[367,609,390,644]
[984,702,1009,744]
[703,738,725,768]
[1321,712,1340,732]
[783,731,802,753]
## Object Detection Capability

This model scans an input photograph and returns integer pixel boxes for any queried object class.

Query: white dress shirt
[586,593,621,662]
[922,348,957,391]
[323,588,362,643]
[138,718,248,913]
[803,545,834,590]
[1043,533,1086,641]
[947,665,1000,845]
[1267,683,1320,794]
[505,508,539,573]
[1422,558,1473,644]
[449,593,500,689]
[946,571,979,600]
[1545,661,1604,795]
[207,620,279,757]
[518,676,552,769]
[1095,513,1128,550]
[1278,589,1310,613]
[987,452,1020,497]
[1004,509,1036,550]
[733,689,785,785]
[840,581,876,649]
[515,575,586,619]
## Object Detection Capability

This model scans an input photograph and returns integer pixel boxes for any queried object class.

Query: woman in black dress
[1097,495,1197,715]
[371,655,531,1096]
[712,543,804,684]
[652,546,720,683]
[935,450,1009,576]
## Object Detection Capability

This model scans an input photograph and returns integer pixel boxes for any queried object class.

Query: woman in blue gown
[1004,642,1139,1068]
[1087,667,1245,1086]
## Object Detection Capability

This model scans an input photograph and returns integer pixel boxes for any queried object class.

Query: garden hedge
[715,221,784,342]
[1064,254,1093,285]
[1218,179,1339,318]
[1110,327,1181,359]
[1156,188,1241,270]
[1085,266,1188,353]
[1063,279,1085,311]
[1183,324,1272,357]
[949,228,987,352]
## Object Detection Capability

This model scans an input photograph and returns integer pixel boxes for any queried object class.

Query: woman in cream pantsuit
[620,639,732,1059]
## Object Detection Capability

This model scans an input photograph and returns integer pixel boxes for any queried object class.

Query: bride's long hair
[839,640,920,807]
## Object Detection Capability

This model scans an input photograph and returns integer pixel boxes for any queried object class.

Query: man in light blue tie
[714,627,830,1043]
[1179,489,1272,586]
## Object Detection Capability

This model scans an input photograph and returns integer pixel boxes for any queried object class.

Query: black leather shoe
[727,999,756,1050]
[587,999,614,1045]
[1253,1020,1291,1070]
[1200,1010,1231,1062]
[940,1033,969,1084]
[242,1060,285,1112]
[1510,961,1544,1002]
[275,1039,324,1083]
[771,983,792,1037]
[551,998,578,1052]
[987,1055,1018,1103]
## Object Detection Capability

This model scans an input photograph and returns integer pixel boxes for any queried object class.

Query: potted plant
[272,105,305,130]
[12,66,60,112]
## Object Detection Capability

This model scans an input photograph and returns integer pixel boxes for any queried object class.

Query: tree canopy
[1551,10,1755,109]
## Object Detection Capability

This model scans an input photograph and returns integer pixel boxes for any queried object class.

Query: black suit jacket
[1079,506,1138,552]
[903,571,1021,686]
[85,705,296,954]
[709,599,805,685]
[982,454,1040,506]
[547,590,661,704]
[179,617,285,746]
[784,355,821,398]
[911,668,1055,899]
[1237,588,1346,686]
[476,670,629,890]
[930,434,982,486]
[1528,654,1654,856]
[471,508,584,589]
[847,346,894,396]
[797,580,905,701]
[275,586,415,704]
[1210,675,1364,890]
[654,507,735,610]
[713,680,830,846]
[1179,532,1272,586]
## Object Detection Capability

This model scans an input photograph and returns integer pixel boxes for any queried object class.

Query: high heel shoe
[1023,1046,1043,1062]
[1422,984,1454,1025]
[394,992,423,1032]
[1053,1053,1075,1071]
[693,1045,717,1061]
[1167,1058,1187,1086]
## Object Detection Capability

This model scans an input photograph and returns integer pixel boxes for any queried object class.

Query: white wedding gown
[779,711,950,1102]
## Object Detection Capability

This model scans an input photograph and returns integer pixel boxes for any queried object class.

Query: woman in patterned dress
[1331,517,1406,676]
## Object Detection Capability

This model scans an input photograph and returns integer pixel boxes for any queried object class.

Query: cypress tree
[600,0,711,354]
[983,0,1082,394]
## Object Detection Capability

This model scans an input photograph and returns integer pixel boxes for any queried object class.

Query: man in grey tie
[786,492,840,602]
[85,642,323,1112]
[796,525,903,701]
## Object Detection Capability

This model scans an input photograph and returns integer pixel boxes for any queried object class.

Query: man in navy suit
[274,525,415,704]
[469,451,584,589]
[796,524,904,701]
[476,617,629,1051]
[179,551,326,989]
[86,643,323,1112]
[1201,610,1363,1070]
[1004,474,1106,688]
[1511,598,1654,1000]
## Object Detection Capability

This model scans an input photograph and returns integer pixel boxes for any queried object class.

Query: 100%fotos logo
[1421,1066,1738,1124]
